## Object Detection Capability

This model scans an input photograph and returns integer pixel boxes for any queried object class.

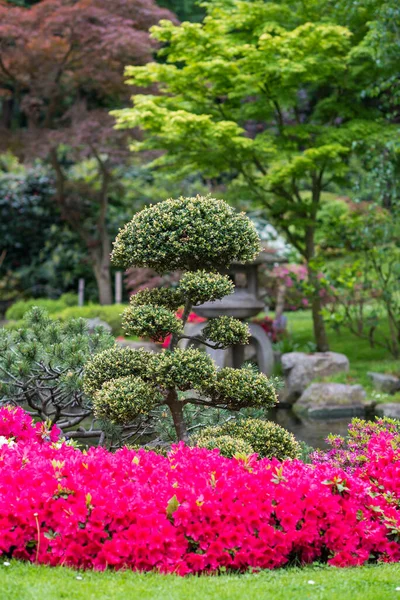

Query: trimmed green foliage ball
[93,376,162,424]
[111,195,261,272]
[207,367,277,410]
[197,418,300,460]
[202,316,250,348]
[152,348,217,391]
[129,288,183,311]
[83,347,153,396]
[194,434,254,458]
[122,305,182,341]
[177,270,234,305]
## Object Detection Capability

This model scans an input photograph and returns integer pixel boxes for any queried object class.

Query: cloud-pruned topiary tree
[84,195,279,443]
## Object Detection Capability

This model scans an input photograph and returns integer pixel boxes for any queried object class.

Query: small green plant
[0,307,114,440]
[84,196,285,444]
[193,418,301,460]
[196,434,254,458]
[5,293,78,321]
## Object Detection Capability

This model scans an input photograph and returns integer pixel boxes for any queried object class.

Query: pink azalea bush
[0,406,400,574]
[312,417,400,472]
[266,264,333,311]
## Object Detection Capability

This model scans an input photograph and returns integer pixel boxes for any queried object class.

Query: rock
[85,318,112,333]
[116,338,160,353]
[368,372,400,395]
[293,383,367,418]
[375,403,400,419]
[280,352,349,404]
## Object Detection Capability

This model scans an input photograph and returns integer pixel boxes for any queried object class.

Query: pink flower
[0,406,399,574]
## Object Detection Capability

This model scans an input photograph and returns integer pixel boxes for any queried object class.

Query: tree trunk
[305,178,330,352]
[167,390,188,442]
[49,148,114,305]
[307,262,330,352]
[92,253,113,305]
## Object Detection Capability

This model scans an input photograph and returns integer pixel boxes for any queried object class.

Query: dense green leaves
[202,316,249,348]
[152,348,217,392]
[129,288,184,311]
[113,0,399,350]
[207,367,277,410]
[194,417,301,459]
[122,305,183,341]
[93,376,162,425]
[0,307,114,436]
[111,195,260,272]
[177,271,234,305]
[83,347,154,397]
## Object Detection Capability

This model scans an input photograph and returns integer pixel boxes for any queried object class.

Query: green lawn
[281,310,400,403]
[1,561,400,600]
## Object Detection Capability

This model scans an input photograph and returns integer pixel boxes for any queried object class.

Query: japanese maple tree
[0,0,173,303]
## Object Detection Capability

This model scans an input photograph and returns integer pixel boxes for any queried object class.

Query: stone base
[293,382,367,419]
[375,403,400,419]
[368,372,400,394]
[280,351,350,404]
[116,339,160,353]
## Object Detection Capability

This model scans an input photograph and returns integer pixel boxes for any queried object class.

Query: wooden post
[115,271,123,304]
[78,278,85,307]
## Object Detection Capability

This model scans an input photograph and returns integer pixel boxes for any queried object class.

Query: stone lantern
[182,252,280,375]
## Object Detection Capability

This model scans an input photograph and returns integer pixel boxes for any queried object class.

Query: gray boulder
[85,318,112,333]
[375,403,400,419]
[280,352,349,404]
[368,372,400,395]
[117,338,160,353]
[293,383,367,418]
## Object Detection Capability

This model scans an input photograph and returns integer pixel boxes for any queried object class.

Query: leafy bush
[94,376,162,424]
[312,417,400,471]
[194,418,300,460]
[194,434,254,458]
[83,347,153,397]
[5,293,78,321]
[55,304,127,336]
[111,195,260,272]
[1,406,400,573]
[0,307,114,441]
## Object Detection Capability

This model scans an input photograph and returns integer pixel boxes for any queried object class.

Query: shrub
[129,288,183,311]
[94,376,162,424]
[201,316,250,348]
[0,307,114,441]
[84,196,279,444]
[206,368,277,411]
[193,434,254,458]
[177,270,234,305]
[312,417,400,471]
[194,418,300,460]
[83,347,153,397]
[111,195,260,272]
[151,348,217,392]
[0,406,400,573]
[122,304,183,341]
[55,304,127,336]
[5,293,78,321]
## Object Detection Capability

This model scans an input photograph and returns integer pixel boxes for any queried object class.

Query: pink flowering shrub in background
[0,406,400,574]
[263,264,333,311]
[312,417,400,472]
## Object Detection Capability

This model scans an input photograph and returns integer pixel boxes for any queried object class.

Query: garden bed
[0,406,399,575]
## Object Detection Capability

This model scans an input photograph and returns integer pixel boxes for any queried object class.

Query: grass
[1,561,400,600]
[280,310,400,403]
